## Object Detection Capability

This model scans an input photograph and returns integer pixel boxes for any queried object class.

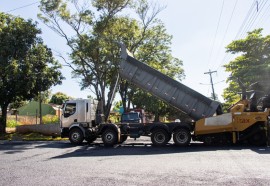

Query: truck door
[61,102,77,128]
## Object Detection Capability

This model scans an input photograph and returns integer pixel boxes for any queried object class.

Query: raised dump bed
[119,44,222,121]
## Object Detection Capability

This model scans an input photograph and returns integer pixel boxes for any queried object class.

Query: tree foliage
[223,29,270,110]
[33,90,52,104]
[39,0,184,121]
[49,92,70,105]
[39,0,133,119]
[0,13,63,134]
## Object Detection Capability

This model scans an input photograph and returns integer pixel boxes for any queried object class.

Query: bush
[7,120,21,128]
[42,115,59,124]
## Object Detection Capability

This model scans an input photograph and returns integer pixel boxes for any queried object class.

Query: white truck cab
[60,99,99,144]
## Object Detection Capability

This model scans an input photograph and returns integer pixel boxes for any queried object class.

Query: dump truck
[60,44,270,146]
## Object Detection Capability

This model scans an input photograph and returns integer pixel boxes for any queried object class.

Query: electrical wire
[216,1,257,71]
[219,0,270,71]
[6,1,39,13]
[212,0,238,71]
[234,0,256,40]
[206,0,225,71]
[239,0,268,38]
[254,1,270,27]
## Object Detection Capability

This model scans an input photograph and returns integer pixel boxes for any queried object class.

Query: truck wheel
[248,131,266,146]
[102,129,118,147]
[173,128,191,146]
[69,128,84,145]
[151,129,170,146]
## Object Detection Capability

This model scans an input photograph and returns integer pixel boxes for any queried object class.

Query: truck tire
[102,129,118,147]
[248,130,266,146]
[173,128,191,146]
[69,128,84,145]
[151,129,170,146]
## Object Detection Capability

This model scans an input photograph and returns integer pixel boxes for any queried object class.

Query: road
[1,138,270,186]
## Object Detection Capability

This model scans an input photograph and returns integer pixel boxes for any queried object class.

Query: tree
[223,29,270,110]
[117,1,184,112]
[9,100,28,110]
[0,13,63,134]
[132,91,166,122]
[33,90,52,104]
[38,0,182,121]
[39,0,134,121]
[50,92,70,105]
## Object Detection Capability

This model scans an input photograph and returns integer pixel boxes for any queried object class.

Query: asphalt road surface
[1,138,270,186]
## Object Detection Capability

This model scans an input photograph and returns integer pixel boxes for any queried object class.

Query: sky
[1,0,270,102]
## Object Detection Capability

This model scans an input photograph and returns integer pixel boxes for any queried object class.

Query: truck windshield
[122,113,140,121]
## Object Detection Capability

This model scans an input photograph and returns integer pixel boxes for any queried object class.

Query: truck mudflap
[119,43,223,121]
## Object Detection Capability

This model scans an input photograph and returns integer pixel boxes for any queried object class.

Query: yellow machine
[194,98,269,146]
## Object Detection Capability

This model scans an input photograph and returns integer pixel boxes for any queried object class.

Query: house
[17,101,56,116]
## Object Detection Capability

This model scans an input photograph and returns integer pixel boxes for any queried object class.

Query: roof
[17,101,56,116]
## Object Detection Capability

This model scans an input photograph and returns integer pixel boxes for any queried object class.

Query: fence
[7,114,60,125]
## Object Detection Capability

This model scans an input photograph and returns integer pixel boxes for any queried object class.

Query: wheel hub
[176,132,187,143]
[106,133,113,142]
[155,133,165,143]
[72,132,80,141]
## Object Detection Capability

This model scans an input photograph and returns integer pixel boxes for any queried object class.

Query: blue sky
[1,0,270,102]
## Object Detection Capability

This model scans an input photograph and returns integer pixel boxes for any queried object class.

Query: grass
[7,114,60,126]
[0,132,67,141]
[3,115,62,141]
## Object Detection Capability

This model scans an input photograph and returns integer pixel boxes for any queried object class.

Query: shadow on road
[0,141,72,154]
[1,140,269,158]
[49,142,270,159]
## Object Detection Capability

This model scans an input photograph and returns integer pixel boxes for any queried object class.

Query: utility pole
[204,69,217,100]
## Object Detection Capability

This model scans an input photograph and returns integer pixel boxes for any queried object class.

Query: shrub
[42,115,59,124]
[7,120,21,128]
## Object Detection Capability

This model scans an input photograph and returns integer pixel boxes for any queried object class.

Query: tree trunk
[154,112,160,122]
[39,95,43,124]
[0,105,8,134]
[119,81,128,112]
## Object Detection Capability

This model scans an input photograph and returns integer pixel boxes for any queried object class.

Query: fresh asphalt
[1,137,270,186]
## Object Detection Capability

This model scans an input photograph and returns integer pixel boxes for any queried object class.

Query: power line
[255,1,270,27]
[239,0,268,38]
[219,0,270,70]
[206,0,225,70]
[248,0,268,30]
[234,0,256,40]
[6,1,39,13]
[216,1,258,71]
[212,0,238,71]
